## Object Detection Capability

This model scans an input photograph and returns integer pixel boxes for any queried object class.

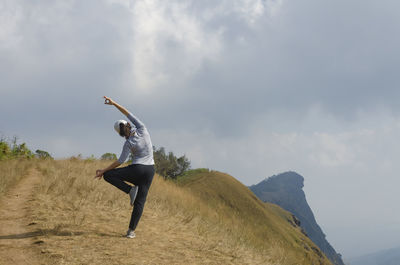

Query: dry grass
[1,159,332,265]
[0,159,35,197]
[30,159,272,264]
[176,170,332,265]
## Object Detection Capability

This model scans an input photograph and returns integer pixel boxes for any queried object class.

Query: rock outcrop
[250,171,344,265]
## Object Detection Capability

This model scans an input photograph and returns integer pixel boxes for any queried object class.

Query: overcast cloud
[1,0,400,259]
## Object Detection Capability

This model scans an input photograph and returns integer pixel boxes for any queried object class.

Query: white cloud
[105,0,130,8]
[233,0,265,24]
[0,1,23,49]
[265,0,283,17]
[309,132,356,167]
[130,0,224,92]
[127,0,284,93]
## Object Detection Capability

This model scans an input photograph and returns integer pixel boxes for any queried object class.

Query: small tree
[85,154,97,162]
[8,136,34,159]
[101,153,117,160]
[14,143,34,158]
[0,136,38,160]
[35,149,53,159]
[153,146,191,179]
[176,155,191,176]
[0,139,10,160]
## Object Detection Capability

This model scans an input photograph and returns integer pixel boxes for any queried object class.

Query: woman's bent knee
[103,170,112,181]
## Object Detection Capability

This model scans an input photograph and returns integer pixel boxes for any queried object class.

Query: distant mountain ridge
[250,171,345,265]
[348,246,400,265]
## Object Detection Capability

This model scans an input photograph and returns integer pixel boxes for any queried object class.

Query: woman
[95,96,155,238]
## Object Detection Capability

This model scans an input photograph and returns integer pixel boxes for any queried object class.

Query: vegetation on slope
[0,137,52,196]
[29,159,270,264]
[0,159,34,197]
[178,169,332,265]
[1,158,332,265]
[152,146,191,179]
[0,137,53,160]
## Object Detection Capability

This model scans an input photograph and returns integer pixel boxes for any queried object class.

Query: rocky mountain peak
[250,171,345,265]
[260,171,304,191]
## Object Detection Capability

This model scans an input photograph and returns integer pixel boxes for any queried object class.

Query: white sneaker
[129,186,138,206]
[126,229,136,238]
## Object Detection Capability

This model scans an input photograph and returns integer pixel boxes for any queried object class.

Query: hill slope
[178,169,332,265]
[250,171,344,265]
[1,160,332,264]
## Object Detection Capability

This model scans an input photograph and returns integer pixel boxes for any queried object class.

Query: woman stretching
[95,96,155,238]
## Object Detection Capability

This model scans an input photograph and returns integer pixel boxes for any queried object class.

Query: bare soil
[0,169,42,265]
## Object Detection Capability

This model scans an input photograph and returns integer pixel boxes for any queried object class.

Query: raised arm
[104,96,129,116]
[103,96,145,129]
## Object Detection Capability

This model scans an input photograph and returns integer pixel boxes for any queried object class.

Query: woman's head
[114,120,132,138]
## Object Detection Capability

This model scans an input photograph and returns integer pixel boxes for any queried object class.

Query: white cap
[114,120,128,135]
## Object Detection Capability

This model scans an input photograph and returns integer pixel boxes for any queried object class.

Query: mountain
[250,171,345,265]
[347,247,400,265]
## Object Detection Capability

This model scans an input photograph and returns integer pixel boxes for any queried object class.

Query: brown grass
[1,159,332,265]
[176,170,332,265]
[30,159,273,264]
[0,159,35,197]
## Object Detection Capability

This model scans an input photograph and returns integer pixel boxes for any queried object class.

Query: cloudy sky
[1,0,400,259]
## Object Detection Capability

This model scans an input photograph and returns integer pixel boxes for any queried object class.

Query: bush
[0,140,10,160]
[0,136,34,160]
[85,154,97,162]
[101,153,117,160]
[153,146,191,179]
[35,149,53,159]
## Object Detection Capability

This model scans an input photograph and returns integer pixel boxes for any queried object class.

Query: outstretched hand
[95,169,104,180]
[102,96,129,116]
[104,96,115,105]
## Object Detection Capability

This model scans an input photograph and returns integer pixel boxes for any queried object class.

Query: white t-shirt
[117,112,155,165]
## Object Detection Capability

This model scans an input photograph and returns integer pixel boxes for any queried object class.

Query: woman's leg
[128,165,155,230]
[129,185,149,230]
[103,166,135,194]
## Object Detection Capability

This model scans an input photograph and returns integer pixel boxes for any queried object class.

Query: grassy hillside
[0,159,332,265]
[178,169,332,265]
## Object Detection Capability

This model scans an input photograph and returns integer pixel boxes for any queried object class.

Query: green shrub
[101,152,117,160]
[0,137,35,160]
[153,146,191,179]
[35,149,53,159]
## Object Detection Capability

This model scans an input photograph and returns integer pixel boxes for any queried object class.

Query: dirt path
[0,169,41,265]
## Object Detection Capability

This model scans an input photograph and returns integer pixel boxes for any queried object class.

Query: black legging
[103,164,155,230]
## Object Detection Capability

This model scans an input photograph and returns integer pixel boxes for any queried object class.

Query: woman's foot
[126,229,136,238]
